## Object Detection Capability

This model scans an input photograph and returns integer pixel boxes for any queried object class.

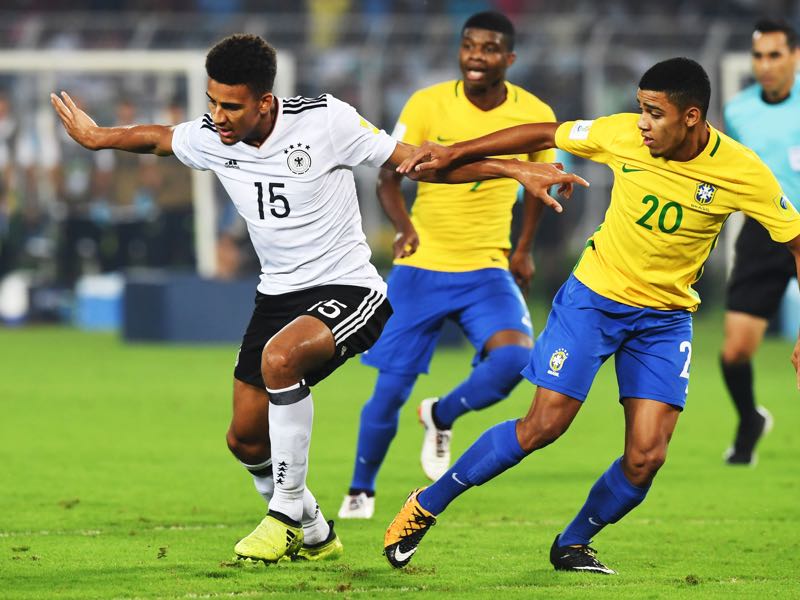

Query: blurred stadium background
[2,3,800,598]
[0,0,798,338]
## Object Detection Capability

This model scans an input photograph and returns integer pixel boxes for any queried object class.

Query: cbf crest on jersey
[694,182,716,205]
[284,143,312,175]
[547,348,569,377]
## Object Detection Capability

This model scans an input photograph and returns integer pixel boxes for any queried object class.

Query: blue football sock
[418,419,527,515]
[434,345,530,429]
[350,371,417,493]
[558,457,650,546]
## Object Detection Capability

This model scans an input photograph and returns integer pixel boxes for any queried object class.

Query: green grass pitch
[1,313,799,599]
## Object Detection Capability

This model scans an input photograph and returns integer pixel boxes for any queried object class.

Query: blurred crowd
[0,92,194,288]
[0,1,795,18]
[0,1,797,320]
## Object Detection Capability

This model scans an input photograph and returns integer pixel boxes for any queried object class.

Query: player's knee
[488,344,531,384]
[720,344,753,365]
[364,371,416,422]
[625,447,667,481]
[261,343,298,382]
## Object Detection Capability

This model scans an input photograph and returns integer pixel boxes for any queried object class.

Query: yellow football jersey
[555,113,800,311]
[393,80,556,271]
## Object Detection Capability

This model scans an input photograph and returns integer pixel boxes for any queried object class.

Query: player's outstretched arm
[385,143,588,213]
[50,91,174,156]
[422,159,586,214]
[788,234,800,389]
[488,159,588,214]
[396,122,562,174]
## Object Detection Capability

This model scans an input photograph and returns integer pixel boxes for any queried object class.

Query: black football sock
[720,357,758,420]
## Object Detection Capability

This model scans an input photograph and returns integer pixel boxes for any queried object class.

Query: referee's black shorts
[726,217,796,319]
[234,284,392,388]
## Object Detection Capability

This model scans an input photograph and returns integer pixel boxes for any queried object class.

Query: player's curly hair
[463,11,515,51]
[638,57,711,118]
[205,34,277,97]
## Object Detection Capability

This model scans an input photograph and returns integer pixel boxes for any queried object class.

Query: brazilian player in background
[719,18,800,466]
[339,11,557,520]
[383,57,800,574]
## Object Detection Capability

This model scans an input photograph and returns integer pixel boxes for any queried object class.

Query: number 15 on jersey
[254,182,291,219]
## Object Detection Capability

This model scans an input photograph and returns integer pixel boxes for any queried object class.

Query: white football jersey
[171,94,396,295]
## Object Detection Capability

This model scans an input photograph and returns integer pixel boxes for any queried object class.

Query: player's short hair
[462,11,515,51]
[753,18,798,50]
[638,57,711,118]
[205,34,277,97]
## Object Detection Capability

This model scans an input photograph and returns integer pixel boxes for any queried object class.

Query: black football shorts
[726,217,796,319]
[234,284,392,388]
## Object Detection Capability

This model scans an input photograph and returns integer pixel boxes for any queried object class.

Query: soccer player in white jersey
[50,34,585,564]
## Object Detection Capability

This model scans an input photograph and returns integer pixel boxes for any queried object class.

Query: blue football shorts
[362,265,533,375]
[522,274,693,409]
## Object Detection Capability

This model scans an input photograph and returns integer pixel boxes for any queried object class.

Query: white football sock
[241,458,273,503]
[266,382,313,523]
[241,457,329,544]
[301,487,330,545]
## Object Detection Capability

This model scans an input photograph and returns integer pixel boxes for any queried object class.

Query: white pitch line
[0,523,234,538]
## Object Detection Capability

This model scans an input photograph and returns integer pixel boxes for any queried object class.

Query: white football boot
[337,492,375,519]
[418,398,452,481]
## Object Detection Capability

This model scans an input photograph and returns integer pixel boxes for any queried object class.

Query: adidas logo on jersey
[224,159,239,169]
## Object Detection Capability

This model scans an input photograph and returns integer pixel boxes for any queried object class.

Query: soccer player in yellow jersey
[339,11,557,519]
[383,57,800,574]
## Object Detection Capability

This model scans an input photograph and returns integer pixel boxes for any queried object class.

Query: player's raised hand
[50,91,101,150]
[513,161,589,213]
[396,141,458,174]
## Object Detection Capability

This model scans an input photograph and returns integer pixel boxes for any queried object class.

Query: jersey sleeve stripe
[282,94,327,107]
[283,98,327,108]
[201,114,217,131]
[283,103,327,114]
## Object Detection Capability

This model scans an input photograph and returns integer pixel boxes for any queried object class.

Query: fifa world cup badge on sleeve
[547,348,569,377]
[568,120,593,141]
[773,194,800,220]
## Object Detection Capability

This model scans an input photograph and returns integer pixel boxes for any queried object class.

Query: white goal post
[719,51,752,276]
[0,49,295,277]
